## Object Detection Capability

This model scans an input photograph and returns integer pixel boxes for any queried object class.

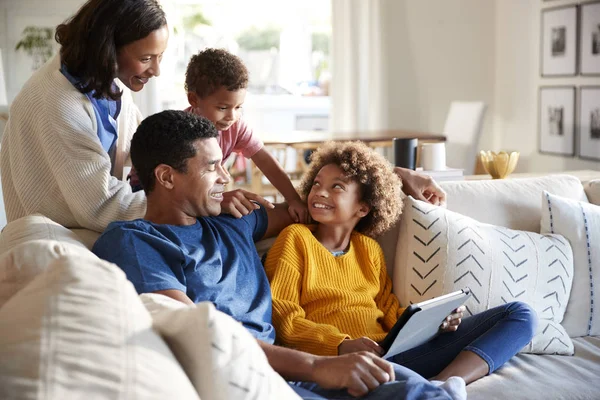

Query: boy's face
[188,86,246,131]
[307,164,369,228]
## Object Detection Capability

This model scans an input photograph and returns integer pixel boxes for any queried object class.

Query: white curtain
[330,0,388,134]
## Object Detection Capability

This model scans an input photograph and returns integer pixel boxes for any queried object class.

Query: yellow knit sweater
[264,224,404,356]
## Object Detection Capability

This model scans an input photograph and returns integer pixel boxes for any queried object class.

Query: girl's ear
[357,202,371,218]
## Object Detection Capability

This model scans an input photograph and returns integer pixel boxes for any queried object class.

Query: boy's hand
[440,306,465,332]
[287,198,310,224]
[221,189,274,218]
[311,352,394,397]
[338,337,385,356]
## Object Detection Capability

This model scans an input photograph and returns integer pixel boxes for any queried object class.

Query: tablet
[380,288,471,359]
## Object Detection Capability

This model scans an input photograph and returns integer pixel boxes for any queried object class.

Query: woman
[1,0,168,232]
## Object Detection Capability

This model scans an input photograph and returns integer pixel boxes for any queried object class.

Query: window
[158,0,331,133]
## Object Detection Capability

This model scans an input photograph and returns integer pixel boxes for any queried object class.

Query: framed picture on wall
[578,87,600,160]
[580,1,600,75]
[539,86,576,156]
[541,6,578,76]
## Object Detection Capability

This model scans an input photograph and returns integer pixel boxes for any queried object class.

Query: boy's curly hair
[298,141,403,238]
[185,48,248,98]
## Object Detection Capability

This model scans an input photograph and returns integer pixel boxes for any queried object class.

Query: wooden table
[259,129,446,146]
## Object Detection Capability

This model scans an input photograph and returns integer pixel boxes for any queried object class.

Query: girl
[265,141,536,386]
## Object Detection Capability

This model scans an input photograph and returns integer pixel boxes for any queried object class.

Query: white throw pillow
[540,191,600,337]
[394,196,574,355]
[140,294,302,400]
[0,243,199,400]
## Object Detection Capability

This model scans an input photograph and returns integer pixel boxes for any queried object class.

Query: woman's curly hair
[185,48,248,98]
[298,141,403,238]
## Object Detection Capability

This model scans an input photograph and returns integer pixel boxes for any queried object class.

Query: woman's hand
[440,306,465,332]
[338,337,385,356]
[394,167,447,206]
[221,189,274,218]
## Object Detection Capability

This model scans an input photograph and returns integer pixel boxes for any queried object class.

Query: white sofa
[0,173,599,400]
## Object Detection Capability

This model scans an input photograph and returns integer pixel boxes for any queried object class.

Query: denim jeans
[290,363,452,399]
[390,301,537,378]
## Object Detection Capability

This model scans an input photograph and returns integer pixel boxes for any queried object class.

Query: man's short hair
[184,48,248,98]
[130,110,218,193]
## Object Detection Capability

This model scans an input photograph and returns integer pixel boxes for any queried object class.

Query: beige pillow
[140,294,302,400]
[0,214,87,255]
[0,243,199,400]
[394,196,574,355]
[584,180,600,206]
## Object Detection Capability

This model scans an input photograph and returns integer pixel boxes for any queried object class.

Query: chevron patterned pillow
[393,196,574,355]
[541,191,600,338]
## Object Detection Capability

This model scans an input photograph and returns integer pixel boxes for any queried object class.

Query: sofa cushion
[467,336,600,400]
[394,196,574,355]
[584,179,600,205]
[439,175,588,233]
[0,241,199,400]
[0,214,87,255]
[541,192,600,337]
[140,293,301,400]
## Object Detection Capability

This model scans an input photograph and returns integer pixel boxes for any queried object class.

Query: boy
[185,48,308,223]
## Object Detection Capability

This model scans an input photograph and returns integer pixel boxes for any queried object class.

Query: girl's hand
[287,198,310,224]
[440,306,465,332]
[338,337,385,356]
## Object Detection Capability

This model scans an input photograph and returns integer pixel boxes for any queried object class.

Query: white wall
[494,0,600,173]
[381,0,498,152]
[0,0,84,103]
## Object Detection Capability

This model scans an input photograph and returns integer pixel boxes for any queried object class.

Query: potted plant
[15,26,55,70]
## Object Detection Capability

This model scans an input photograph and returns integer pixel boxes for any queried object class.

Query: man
[93,110,451,399]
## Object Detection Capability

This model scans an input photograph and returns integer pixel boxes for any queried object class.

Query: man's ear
[357,202,371,218]
[187,92,199,108]
[154,164,175,190]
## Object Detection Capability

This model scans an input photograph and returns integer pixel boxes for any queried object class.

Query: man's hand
[287,198,310,224]
[221,189,274,218]
[394,167,447,206]
[311,352,395,397]
[338,337,384,356]
[440,306,465,332]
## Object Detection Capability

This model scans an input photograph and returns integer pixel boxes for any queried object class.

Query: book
[416,167,464,182]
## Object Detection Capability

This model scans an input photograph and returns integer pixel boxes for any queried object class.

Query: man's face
[188,86,246,131]
[173,138,230,217]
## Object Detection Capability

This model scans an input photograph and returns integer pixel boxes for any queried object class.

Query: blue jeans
[290,363,452,399]
[391,301,537,378]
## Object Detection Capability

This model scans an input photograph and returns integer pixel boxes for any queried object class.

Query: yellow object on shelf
[479,151,520,179]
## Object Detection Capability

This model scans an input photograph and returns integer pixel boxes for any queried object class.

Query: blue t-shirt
[92,206,275,344]
[60,64,121,169]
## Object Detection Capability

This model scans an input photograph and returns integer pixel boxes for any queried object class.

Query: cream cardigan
[1,55,146,232]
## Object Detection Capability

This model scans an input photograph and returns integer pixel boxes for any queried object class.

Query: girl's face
[116,25,169,92]
[307,164,369,227]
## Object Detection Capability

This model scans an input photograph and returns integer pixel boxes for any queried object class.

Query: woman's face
[116,25,169,92]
